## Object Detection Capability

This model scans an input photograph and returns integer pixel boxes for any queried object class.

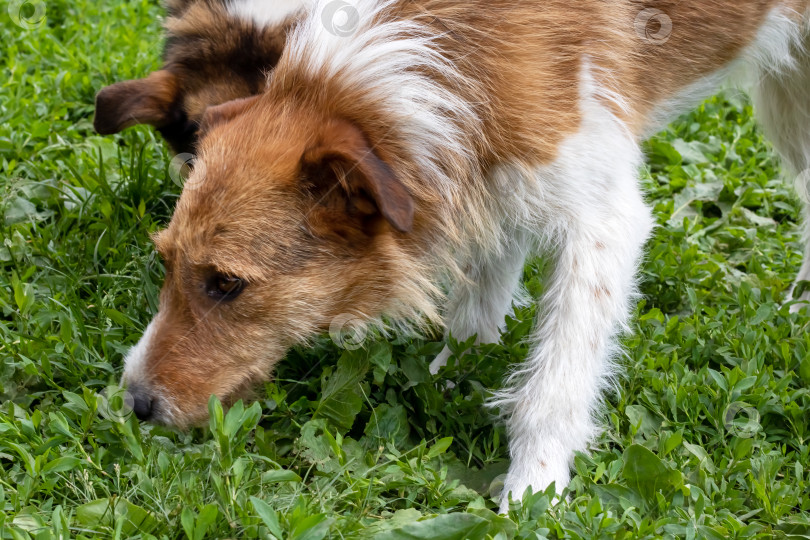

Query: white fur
[279,0,488,240]
[122,318,159,386]
[488,62,655,512]
[121,317,185,425]
[228,0,312,28]
[429,228,531,374]
[791,228,810,311]
[485,8,810,511]
[750,11,810,311]
[283,0,483,166]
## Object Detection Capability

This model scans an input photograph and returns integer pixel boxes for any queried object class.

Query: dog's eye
[207,274,245,301]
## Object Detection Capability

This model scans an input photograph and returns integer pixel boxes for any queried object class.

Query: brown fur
[94,0,294,153]
[624,0,801,128]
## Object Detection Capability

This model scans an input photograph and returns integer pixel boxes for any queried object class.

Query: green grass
[2,0,810,538]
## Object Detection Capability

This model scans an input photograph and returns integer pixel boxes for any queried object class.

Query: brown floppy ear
[302,120,414,234]
[198,95,262,135]
[94,70,179,134]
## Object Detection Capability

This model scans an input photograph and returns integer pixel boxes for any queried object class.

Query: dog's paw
[498,457,570,514]
[787,281,810,313]
[788,292,810,314]
[428,345,452,375]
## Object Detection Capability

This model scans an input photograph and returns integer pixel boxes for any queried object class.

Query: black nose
[129,386,154,421]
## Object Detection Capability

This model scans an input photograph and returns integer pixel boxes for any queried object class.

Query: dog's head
[122,95,421,427]
[94,0,293,154]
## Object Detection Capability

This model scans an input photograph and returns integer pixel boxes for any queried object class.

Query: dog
[117,0,810,511]
[94,0,304,153]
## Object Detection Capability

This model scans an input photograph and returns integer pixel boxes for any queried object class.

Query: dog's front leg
[494,165,654,512]
[429,233,530,375]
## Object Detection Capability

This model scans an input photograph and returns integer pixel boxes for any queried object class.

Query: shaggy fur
[121,0,810,512]
[94,0,300,153]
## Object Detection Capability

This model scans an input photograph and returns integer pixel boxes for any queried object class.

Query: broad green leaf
[181,507,195,540]
[426,437,453,460]
[290,514,332,540]
[250,497,284,539]
[799,354,810,383]
[374,513,490,540]
[75,498,158,536]
[365,403,409,446]
[369,341,393,385]
[622,444,682,503]
[260,469,302,483]
[314,351,370,431]
[41,456,83,476]
[194,504,218,540]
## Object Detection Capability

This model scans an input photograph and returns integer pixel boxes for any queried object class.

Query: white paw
[498,457,570,513]
[788,289,810,314]
[428,345,453,375]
